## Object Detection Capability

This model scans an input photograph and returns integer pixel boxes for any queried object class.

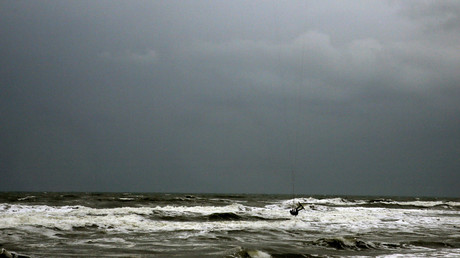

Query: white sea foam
[17,196,36,201]
[280,197,460,209]
[1,194,460,257]
[1,201,458,237]
[247,249,272,258]
[278,197,367,208]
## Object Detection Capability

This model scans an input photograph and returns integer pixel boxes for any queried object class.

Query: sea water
[0,192,459,257]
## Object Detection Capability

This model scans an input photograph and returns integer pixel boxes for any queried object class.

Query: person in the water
[290,203,304,216]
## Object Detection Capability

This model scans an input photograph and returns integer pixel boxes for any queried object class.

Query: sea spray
[1,193,459,257]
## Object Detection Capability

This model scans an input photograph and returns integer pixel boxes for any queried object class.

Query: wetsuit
[289,203,304,216]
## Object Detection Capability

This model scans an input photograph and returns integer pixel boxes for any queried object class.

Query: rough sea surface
[0,192,459,257]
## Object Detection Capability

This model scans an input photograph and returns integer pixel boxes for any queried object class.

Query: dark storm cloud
[1,1,459,196]
[400,1,460,33]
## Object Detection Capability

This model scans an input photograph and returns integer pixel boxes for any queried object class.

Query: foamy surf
[1,193,459,257]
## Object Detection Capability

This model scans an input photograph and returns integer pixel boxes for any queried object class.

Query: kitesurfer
[289,203,304,216]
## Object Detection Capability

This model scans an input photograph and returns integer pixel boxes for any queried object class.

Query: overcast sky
[1,0,459,197]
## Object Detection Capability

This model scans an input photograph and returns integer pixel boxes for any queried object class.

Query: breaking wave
[279,196,460,211]
[313,237,398,250]
[313,237,460,251]
[1,193,460,257]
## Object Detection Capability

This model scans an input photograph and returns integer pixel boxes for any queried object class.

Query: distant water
[1,193,459,257]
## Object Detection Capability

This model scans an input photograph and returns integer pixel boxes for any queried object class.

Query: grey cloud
[400,0,460,32]
[1,0,459,196]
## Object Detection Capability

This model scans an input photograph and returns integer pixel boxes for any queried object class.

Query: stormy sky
[1,0,459,197]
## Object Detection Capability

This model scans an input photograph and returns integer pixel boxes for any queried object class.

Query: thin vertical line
[292,1,308,202]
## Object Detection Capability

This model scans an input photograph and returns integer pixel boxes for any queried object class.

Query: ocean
[0,192,459,257]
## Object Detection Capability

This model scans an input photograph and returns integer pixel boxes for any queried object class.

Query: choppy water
[1,192,459,257]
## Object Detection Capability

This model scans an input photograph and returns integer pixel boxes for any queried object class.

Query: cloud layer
[1,0,459,196]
